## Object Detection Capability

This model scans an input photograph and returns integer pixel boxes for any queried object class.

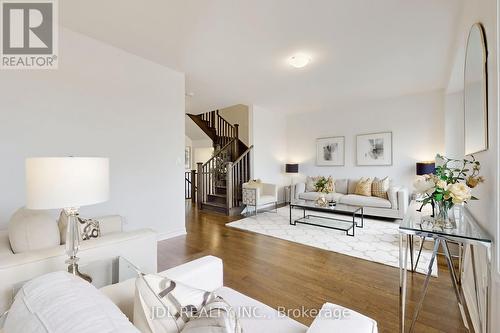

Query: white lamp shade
[26,157,109,210]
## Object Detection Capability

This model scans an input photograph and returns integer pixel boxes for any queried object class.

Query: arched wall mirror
[464,23,488,155]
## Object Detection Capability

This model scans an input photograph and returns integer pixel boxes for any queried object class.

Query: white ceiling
[61,0,463,114]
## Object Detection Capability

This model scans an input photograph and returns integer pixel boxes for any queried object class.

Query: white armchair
[242,182,278,215]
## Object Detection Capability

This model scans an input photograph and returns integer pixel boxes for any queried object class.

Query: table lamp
[26,157,109,282]
[285,163,299,203]
[415,161,436,214]
[416,161,436,175]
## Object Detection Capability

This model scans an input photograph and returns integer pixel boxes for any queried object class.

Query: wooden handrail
[227,146,253,209]
[202,138,236,168]
[232,145,253,164]
[197,110,236,147]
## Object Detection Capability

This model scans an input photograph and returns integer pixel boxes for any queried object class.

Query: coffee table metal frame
[289,201,364,236]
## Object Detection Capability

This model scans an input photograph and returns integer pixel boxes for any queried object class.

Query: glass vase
[315,193,329,207]
[435,200,454,229]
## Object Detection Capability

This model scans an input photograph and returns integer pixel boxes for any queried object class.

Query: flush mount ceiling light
[288,54,311,68]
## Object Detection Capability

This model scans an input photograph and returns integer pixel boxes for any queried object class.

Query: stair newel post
[191,169,197,204]
[233,124,239,158]
[226,162,234,211]
[197,162,203,209]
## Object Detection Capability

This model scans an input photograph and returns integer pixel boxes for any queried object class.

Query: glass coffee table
[289,200,364,236]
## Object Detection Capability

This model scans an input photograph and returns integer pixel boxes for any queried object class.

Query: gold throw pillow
[354,177,373,196]
[372,177,389,199]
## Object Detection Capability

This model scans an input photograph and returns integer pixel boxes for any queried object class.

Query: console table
[399,201,492,333]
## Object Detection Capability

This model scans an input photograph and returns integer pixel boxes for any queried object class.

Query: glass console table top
[400,201,492,244]
[79,256,142,289]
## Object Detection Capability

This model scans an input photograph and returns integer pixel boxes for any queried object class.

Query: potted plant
[413,154,483,228]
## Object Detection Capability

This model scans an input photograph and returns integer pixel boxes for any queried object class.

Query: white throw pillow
[134,274,212,333]
[8,207,60,254]
[4,271,139,333]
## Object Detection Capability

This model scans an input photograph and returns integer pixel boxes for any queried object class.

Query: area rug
[227,207,438,276]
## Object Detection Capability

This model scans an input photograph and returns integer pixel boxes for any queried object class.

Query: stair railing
[197,138,236,208]
[226,145,253,210]
[185,170,197,203]
[215,110,236,147]
[197,110,236,147]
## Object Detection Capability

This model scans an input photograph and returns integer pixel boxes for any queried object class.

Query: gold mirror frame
[464,23,488,155]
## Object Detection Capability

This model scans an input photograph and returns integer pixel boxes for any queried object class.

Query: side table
[399,202,492,333]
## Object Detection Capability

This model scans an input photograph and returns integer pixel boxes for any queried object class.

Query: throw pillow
[134,273,213,333]
[8,207,60,254]
[181,296,242,333]
[4,271,138,333]
[58,211,101,244]
[372,177,390,199]
[246,179,263,189]
[354,177,373,197]
[306,176,319,192]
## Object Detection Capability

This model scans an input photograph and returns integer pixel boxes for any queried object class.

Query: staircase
[188,110,253,215]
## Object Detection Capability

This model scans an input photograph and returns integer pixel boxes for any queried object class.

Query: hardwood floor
[157,202,467,333]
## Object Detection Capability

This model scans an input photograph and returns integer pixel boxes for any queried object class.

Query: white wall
[219,104,250,146]
[444,0,499,329]
[250,105,288,202]
[193,147,214,169]
[286,91,445,191]
[444,91,465,158]
[0,28,186,240]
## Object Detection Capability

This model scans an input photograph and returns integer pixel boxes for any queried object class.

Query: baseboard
[156,228,187,241]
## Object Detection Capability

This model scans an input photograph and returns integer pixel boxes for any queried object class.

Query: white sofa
[101,255,379,333]
[295,178,409,219]
[0,215,157,314]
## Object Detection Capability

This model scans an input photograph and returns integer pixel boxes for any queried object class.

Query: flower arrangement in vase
[413,154,483,228]
[314,176,334,207]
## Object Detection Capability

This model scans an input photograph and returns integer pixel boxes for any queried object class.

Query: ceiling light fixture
[288,54,311,68]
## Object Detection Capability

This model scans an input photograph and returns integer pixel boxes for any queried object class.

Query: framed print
[316,136,345,166]
[185,146,192,169]
[356,132,392,166]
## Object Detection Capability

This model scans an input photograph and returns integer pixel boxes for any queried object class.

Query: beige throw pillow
[372,177,390,199]
[354,177,373,197]
[305,176,319,192]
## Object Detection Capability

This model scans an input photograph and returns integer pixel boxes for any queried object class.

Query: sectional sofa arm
[294,183,306,198]
[161,255,223,292]
[397,187,409,214]
[0,229,157,314]
[95,215,124,235]
[0,229,156,269]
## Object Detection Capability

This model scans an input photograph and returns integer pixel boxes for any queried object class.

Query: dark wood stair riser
[207,194,227,205]
[201,202,228,215]
[215,186,227,195]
